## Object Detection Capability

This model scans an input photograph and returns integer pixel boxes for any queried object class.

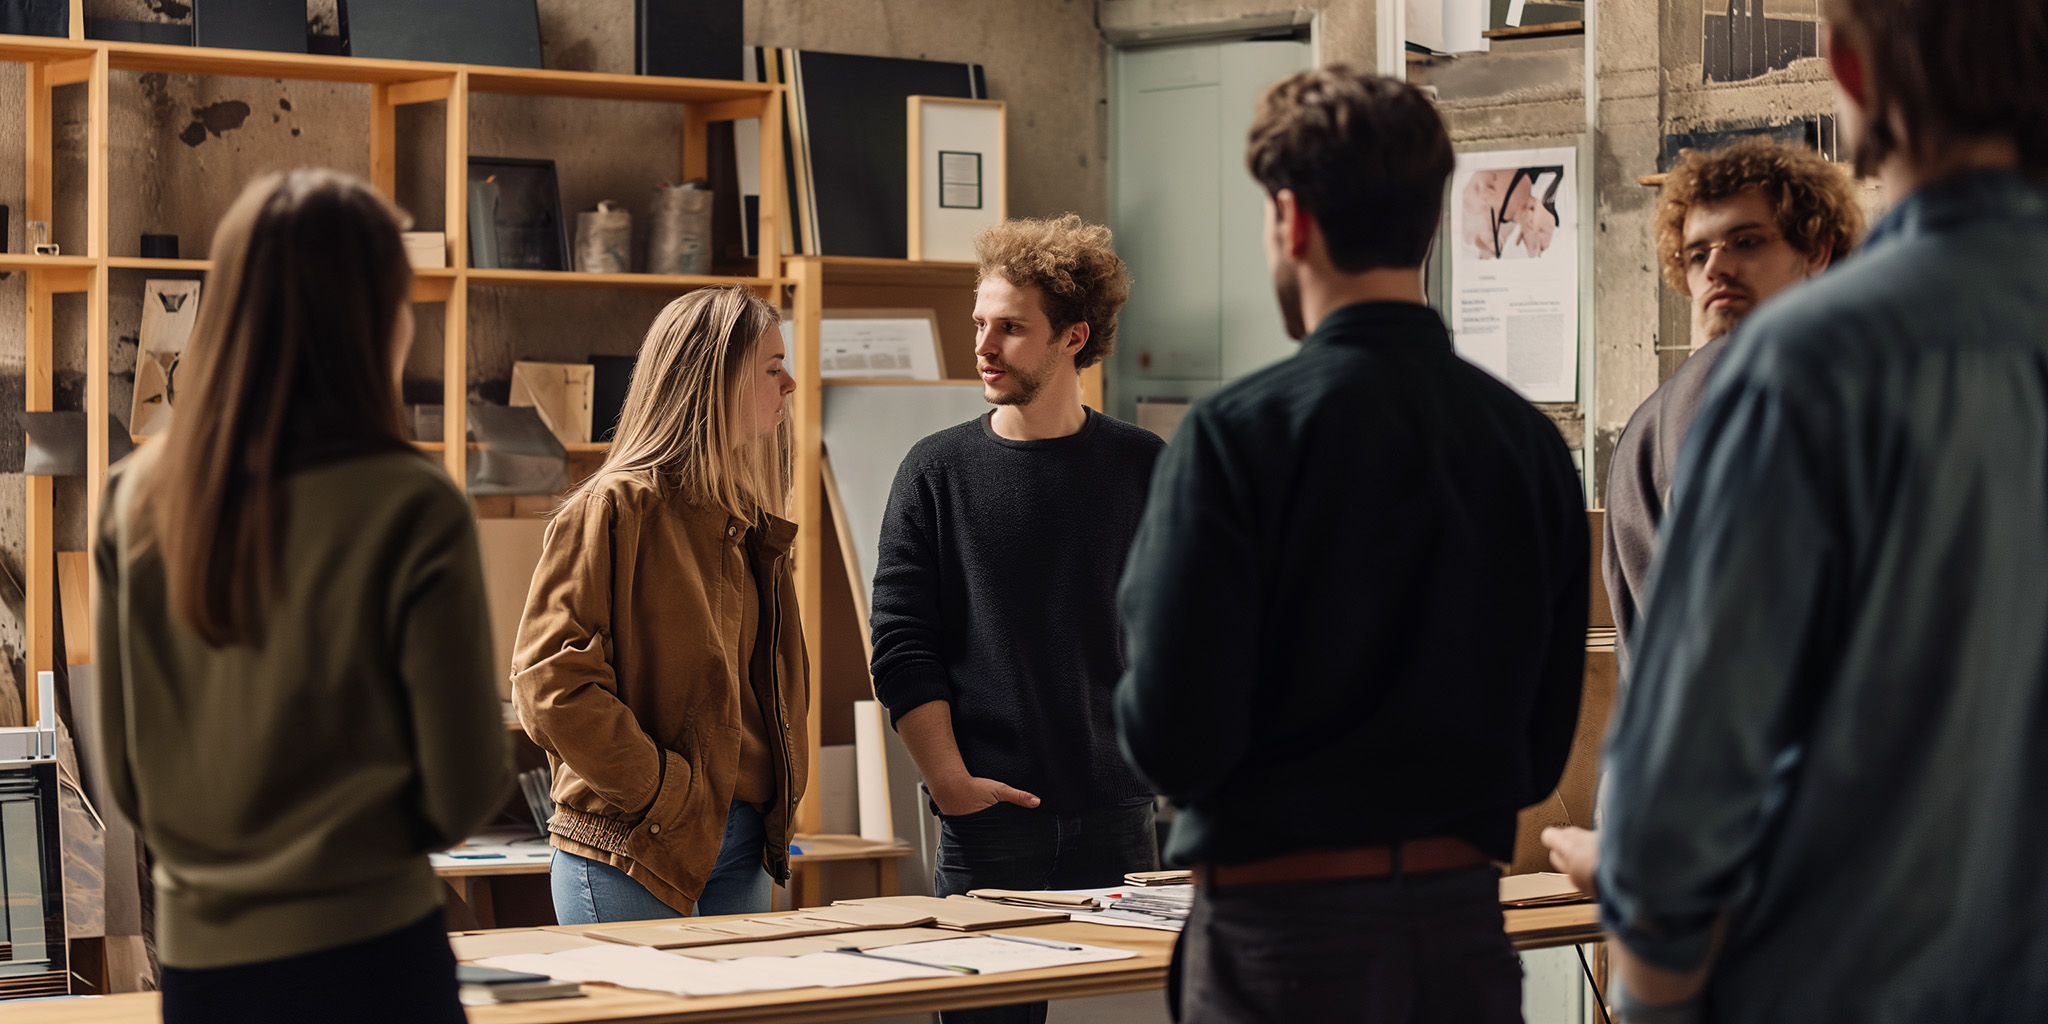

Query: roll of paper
[575,200,632,273]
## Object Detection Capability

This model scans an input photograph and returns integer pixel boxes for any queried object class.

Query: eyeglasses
[1683,230,1785,273]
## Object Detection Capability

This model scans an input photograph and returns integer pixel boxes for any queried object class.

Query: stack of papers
[430,831,553,871]
[1498,872,1590,907]
[1124,870,1193,886]
[965,889,1099,910]
[831,895,1072,930]
[673,927,971,962]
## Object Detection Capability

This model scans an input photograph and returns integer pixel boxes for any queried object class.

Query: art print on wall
[132,279,203,436]
[1448,146,1580,403]
[468,157,569,272]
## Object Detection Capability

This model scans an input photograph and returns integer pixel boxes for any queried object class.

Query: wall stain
[178,100,253,148]
[145,0,193,20]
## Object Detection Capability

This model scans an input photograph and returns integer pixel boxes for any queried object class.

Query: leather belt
[1196,836,1492,889]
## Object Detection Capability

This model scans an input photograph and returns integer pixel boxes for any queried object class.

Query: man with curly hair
[1607,138,1862,675]
[1558,0,2048,1019]
[869,214,1162,1024]
[1541,134,1860,984]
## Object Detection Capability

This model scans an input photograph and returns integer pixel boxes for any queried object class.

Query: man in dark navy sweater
[1116,69,1587,1023]
[869,214,1162,1024]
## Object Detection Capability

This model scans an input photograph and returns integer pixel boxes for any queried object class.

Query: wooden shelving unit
[4,33,793,731]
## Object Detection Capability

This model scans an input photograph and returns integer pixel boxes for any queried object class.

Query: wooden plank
[466,66,775,104]
[387,76,454,106]
[1639,173,1668,187]
[757,85,785,279]
[411,271,456,304]
[369,82,397,199]
[102,39,461,84]
[445,70,470,488]
[465,269,787,292]
[45,55,92,86]
[85,52,110,627]
[789,257,825,835]
[37,265,92,293]
[24,61,53,705]
[905,98,923,261]
[57,551,89,665]
[0,37,98,63]
[687,96,766,125]
[104,256,210,271]
[681,104,708,182]
[1481,20,1585,39]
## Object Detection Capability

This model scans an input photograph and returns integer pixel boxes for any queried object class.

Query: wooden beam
[370,83,397,199]
[443,71,471,489]
[757,87,785,280]
[1481,20,1585,39]
[27,61,51,226]
[46,55,93,86]
[680,104,708,183]
[86,49,108,258]
[85,52,110,659]
[687,97,766,125]
[387,76,454,106]
[25,277,53,711]
[789,256,824,836]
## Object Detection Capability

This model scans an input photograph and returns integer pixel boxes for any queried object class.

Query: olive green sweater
[94,449,511,969]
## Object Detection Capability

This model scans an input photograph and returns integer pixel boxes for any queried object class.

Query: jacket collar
[1862,168,2048,251]
[1299,300,1453,355]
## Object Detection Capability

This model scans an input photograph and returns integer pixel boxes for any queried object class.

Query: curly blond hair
[974,214,1131,370]
[1654,138,1863,294]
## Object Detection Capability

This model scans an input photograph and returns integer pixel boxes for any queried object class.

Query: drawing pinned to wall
[782,309,945,380]
[1449,147,1579,403]
[1703,0,1819,83]
[909,96,1006,261]
[131,279,203,436]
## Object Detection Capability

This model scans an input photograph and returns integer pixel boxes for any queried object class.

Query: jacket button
[648,822,661,835]
[727,525,738,537]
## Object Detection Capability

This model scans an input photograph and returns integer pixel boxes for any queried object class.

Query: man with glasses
[1599,139,1860,674]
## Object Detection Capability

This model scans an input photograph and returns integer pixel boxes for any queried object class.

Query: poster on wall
[1448,146,1578,403]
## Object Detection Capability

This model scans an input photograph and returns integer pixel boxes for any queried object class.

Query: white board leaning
[907,96,1007,262]
[1448,146,1580,403]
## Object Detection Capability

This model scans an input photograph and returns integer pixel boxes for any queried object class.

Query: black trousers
[931,794,1160,1024]
[1174,865,1522,1024]
[160,909,464,1024]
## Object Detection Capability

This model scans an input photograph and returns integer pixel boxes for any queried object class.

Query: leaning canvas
[131,279,202,436]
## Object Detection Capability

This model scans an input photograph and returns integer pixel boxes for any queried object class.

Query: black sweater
[869,409,1164,811]
[1115,302,1588,866]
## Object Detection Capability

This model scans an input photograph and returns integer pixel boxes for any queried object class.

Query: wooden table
[14,905,1600,1022]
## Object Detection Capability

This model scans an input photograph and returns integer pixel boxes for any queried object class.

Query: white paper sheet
[860,935,1138,975]
[476,944,952,997]
[1449,146,1581,402]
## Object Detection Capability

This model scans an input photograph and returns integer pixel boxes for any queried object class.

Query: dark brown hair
[974,214,1131,370]
[1654,138,1864,292]
[1246,65,1454,272]
[1821,0,2048,178]
[145,169,416,646]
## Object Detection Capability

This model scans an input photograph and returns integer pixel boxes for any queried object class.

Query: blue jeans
[932,794,1160,1024]
[550,800,774,924]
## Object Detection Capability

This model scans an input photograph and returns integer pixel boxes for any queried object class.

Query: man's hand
[929,775,1040,817]
[1541,825,1600,896]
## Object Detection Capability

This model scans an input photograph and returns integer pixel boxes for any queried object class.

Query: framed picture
[781,308,947,380]
[907,96,1006,262]
[468,157,569,271]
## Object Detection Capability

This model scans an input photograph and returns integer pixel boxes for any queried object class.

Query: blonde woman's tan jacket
[511,469,809,913]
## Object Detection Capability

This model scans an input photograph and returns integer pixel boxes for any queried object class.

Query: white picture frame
[907,96,1007,262]
[782,308,948,381]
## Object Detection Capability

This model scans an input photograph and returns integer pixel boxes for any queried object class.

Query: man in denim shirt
[1594,0,2048,1020]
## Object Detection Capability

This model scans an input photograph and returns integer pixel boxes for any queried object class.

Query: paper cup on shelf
[647,181,713,276]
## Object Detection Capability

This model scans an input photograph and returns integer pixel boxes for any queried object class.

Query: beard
[1273,261,1307,340]
[986,347,1062,407]
[1699,303,1748,341]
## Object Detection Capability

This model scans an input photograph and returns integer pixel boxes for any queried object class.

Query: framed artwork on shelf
[467,157,569,271]
[907,96,1007,262]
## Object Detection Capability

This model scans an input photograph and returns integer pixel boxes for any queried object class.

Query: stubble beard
[987,349,1061,407]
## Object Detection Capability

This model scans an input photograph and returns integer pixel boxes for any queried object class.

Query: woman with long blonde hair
[513,284,809,922]
[94,169,510,1021]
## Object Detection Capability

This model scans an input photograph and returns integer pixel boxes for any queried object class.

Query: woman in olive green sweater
[94,170,510,1023]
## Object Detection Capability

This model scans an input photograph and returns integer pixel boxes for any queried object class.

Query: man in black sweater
[1115,69,1587,1023]
[869,214,1161,1024]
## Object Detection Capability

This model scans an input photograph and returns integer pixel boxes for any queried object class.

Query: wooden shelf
[466,65,776,106]
[106,257,210,270]
[1481,20,1585,39]
[465,268,787,292]
[101,38,461,84]
[414,441,610,453]
[0,253,96,272]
